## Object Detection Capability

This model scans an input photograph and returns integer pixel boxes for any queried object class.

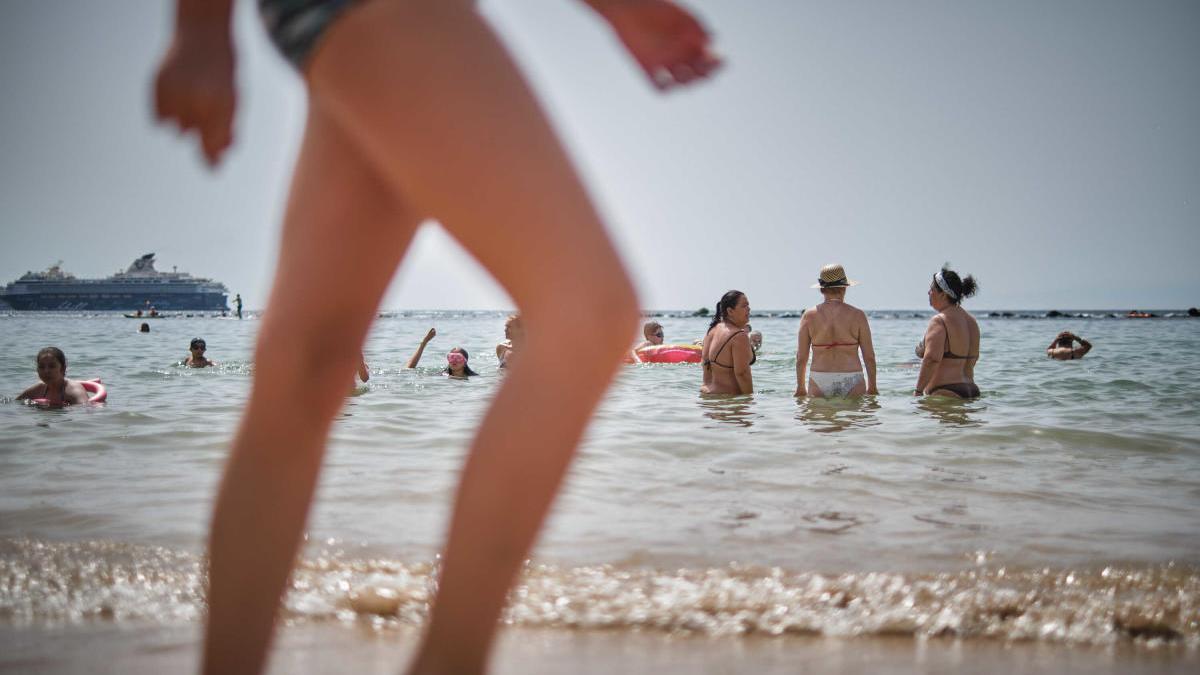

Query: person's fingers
[199,94,236,166]
[666,62,698,86]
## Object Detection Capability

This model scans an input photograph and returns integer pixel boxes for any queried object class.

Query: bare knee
[254,315,364,394]
[522,278,638,360]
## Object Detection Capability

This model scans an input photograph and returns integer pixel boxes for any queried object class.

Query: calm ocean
[1,311,1198,649]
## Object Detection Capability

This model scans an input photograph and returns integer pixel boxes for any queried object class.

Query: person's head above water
[446,347,478,377]
[928,264,978,309]
[139,322,150,333]
[749,330,763,351]
[642,321,664,345]
[503,314,524,342]
[709,290,749,330]
[190,337,207,352]
[36,346,67,384]
[812,263,857,300]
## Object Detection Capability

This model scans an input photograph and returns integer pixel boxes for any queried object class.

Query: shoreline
[2,622,1197,674]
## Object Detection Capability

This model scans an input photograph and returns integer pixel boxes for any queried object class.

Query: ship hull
[1,291,227,311]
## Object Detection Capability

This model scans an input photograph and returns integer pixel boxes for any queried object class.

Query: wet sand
[2,623,1196,674]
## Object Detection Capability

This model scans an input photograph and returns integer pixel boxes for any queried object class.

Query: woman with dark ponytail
[915,264,981,398]
[701,290,755,394]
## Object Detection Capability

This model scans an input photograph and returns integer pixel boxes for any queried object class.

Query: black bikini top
[703,328,757,369]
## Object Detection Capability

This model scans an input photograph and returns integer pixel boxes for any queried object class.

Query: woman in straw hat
[795,264,877,398]
[915,264,980,398]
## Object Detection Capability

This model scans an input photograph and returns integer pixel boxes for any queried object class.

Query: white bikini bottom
[809,371,865,398]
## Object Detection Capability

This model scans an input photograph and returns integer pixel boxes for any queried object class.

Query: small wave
[2,539,1196,648]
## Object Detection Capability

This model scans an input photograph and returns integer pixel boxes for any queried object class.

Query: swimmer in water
[17,347,89,406]
[139,322,151,333]
[701,290,754,395]
[748,329,762,353]
[184,338,217,367]
[496,314,524,369]
[795,264,877,398]
[1046,331,1092,360]
[408,328,479,377]
[154,0,719,672]
[633,320,664,351]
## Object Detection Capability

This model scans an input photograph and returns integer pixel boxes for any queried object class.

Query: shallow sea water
[1,311,1198,648]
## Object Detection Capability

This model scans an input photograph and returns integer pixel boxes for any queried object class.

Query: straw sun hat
[810,263,859,289]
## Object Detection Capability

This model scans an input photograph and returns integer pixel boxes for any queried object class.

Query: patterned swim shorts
[258,0,362,70]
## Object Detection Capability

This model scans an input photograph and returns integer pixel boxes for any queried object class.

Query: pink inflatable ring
[634,344,703,364]
[31,378,107,406]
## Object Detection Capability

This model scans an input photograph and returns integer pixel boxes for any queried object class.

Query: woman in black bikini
[701,290,755,395]
[915,265,980,398]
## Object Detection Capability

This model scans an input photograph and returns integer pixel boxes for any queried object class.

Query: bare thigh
[253,100,422,379]
[307,0,633,318]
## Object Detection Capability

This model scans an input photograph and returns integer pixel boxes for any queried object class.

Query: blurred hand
[154,31,236,167]
[596,0,722,90]
[424,328,437,343]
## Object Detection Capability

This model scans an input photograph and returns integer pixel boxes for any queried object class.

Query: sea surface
[1,310,1198,651]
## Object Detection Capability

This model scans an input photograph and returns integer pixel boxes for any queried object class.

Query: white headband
[934,271,958,300]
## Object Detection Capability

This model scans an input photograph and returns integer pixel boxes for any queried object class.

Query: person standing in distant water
[153,1,718,673]
[184,337,217,368]
[496,314,525,369]
[17,347,90,406]
[1047,331,1092,360]
[235,293,243,320]
[795,264,877,398]
[915,265,980,398]
[701,290,754,395]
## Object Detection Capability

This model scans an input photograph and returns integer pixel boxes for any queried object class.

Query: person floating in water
[633,320,664,351]
[17,347,89,406]
[701,290,755,395]
[235,293,243,320]
[153,1,717,673]
[1046,331,1092,360]
[915,264,980,398]
[139,322,151,333]
[184,337,216,368]
[795,264,877,398]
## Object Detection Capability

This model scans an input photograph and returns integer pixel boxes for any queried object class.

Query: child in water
[184,337,217,367]
[17,347,90,406]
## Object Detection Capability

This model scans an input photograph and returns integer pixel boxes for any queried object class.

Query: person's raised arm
[1074,335,1092,358]
[914,318,946,395]
[731,331,754,395]
[582,0,721,91]
[795,312,811,397]
[154,0,237,167]
[406,328,437,369]
[858,311,878,395]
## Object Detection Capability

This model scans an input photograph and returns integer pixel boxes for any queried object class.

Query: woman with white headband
[915,264,981,398]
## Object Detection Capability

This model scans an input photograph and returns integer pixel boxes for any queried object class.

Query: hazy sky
[2,1,1197,310]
